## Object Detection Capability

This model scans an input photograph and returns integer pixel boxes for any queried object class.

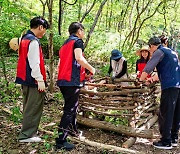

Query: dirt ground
[0,100,180,154]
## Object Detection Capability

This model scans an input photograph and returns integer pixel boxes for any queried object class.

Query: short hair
[68,22,84,35]
[148,36,161,46]
[30,16,50,29]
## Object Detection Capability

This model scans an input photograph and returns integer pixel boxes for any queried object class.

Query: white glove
[37,81,45,92]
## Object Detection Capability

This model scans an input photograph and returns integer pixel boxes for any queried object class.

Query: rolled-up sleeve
[143,49,164,74]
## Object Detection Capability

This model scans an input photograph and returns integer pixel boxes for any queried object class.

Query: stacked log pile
[78,77,159,140]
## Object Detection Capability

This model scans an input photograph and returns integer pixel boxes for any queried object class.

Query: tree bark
[122,115,158,148]
[47,0,54,92]
[58,0,63,35]
[80,88,150,96]
[77,115,154,139]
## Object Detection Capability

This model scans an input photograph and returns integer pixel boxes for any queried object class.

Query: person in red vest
[56,22,95,150]
[136,45,151,79]
[15,17,49,142]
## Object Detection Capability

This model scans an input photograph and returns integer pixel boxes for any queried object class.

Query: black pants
[57,86,80,143]
[159,87,180,144]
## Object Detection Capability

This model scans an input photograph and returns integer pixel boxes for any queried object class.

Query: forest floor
[1,92,180,154]
[0,57,180,154]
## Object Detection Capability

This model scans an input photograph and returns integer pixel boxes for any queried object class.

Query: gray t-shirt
[143,49,164,74]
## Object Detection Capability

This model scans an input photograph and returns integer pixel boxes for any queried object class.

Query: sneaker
[172,139,178,147]
[19,136,42,142]
[153,141,173,150]
[55,141,75,151]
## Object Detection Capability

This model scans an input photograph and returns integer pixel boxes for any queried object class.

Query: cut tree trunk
[77,115,154,139]
[122,115,158,148]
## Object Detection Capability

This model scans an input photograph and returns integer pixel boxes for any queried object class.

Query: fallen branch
[79,106,133,117]
[122,115,158,148]
[77,115,154,139]
[80,88,150,96]
[39,127,143,154]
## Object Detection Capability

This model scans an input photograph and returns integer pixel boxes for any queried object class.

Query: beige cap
[136,45,150,56]
[9,30,26,52]
[9,38,20,51]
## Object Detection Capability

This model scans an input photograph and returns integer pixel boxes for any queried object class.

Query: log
[39,127,143,154]
[0,105,150,152]
[114,78,136,82]
[91,77,108,83]
[79,100,135,106]
[80,102,136,110]
[85,82,142,89]
[80,94,144,102]
[80,107,134,117]
[80,88,150,96]
[79,106,133,117]
[77,115,153,138]
[122,115,158,148]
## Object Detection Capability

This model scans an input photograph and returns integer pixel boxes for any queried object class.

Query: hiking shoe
[153,141,172,150]
[55,141,75,151]
[172,139,178,147]
[19,136,41,142]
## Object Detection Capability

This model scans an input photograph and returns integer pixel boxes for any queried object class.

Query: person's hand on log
[85,69,93,81]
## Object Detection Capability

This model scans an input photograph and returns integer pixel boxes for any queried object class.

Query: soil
[0,100,180,154]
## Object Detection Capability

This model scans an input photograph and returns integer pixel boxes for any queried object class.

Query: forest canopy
[0,0,180,64]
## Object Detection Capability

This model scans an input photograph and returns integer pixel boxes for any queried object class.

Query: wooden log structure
[79,77,159,142]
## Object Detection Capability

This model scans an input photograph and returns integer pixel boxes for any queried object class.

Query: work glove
[37,81,45,92]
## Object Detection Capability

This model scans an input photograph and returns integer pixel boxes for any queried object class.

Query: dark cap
[148,36,161,46]
[111,49,122,60]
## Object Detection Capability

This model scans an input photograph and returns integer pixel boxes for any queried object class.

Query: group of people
[12,16,180,151]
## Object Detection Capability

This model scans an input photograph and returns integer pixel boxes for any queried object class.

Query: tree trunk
[47,0,54,92]
[77,115,154,139]
[84,0,107,48]
[80,0,96,23]
[58,0,62,35]
[39,0,46,17]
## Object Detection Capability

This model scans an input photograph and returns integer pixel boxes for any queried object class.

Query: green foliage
[1,0,180,63]
[105,115,128,126]
[43,135,51,150]
[0,78,21,103]
[99,64,109,76]
[10,106,22,124]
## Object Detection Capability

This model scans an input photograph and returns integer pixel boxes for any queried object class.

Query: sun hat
[136,45,150,56]
[9,30,26,52]
[111,49,122,60]
[9,38,20,51]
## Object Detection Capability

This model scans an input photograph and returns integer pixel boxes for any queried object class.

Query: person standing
[15,16,49,142]
[140,36,180,150]
[56,22,95,150]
